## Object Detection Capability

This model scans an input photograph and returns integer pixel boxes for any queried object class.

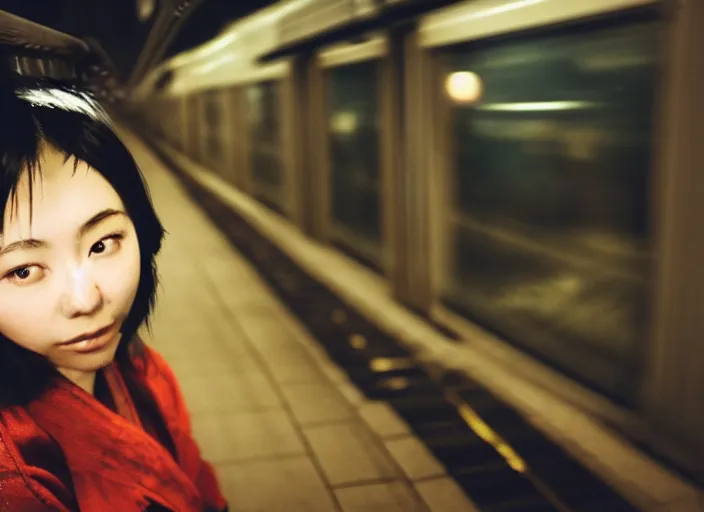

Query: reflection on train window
[246,81,286,214]
[326,61,382,268]
[202,89,223,170]
[440,20,661,404]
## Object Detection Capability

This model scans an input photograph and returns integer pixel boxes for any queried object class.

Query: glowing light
[349,334,367,350]
[476,101,596,112]
[445,71,483,104]
[457,402,527,473]
[137,0,156,22]
[331,112,358,134]
[369,357,414,373]
[380,377,410,391]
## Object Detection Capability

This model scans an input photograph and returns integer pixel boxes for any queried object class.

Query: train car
[128,0,704,499]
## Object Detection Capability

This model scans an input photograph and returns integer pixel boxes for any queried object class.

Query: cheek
[97,240,141,310]
[0,288,56,354]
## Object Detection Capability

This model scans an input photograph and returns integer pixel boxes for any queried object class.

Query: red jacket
[0,346,227,511]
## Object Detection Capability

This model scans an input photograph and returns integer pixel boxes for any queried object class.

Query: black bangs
[0,79,167,406]
[0,85,42,233]
[0,81,99,233]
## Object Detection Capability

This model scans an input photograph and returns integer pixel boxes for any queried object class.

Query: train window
[438,20,661,404]
[325,60,383,268]
[202,89,225,173]
[246,81,287,214]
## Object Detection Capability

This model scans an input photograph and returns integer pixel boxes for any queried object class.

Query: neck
[57,367,97,395]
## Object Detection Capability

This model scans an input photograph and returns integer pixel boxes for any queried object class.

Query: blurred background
[2,1,703,511]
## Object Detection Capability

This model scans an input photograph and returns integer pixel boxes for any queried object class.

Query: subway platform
[128,129,475,512]
[122,126,700,512]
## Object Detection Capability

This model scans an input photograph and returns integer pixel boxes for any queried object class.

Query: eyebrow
[0,208,127,257]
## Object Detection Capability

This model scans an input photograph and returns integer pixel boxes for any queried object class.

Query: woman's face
[0,145,141,380]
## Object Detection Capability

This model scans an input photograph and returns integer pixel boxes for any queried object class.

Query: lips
[61,322,115,346]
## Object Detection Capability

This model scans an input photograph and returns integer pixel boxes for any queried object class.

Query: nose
[60,265,103,318]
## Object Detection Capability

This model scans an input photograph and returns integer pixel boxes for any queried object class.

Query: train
[127,0,704,485]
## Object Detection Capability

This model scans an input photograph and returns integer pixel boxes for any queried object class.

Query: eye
[90,233,125,256]
[4,265,44,285]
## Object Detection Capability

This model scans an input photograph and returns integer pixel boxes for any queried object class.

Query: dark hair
[0,78,166,406]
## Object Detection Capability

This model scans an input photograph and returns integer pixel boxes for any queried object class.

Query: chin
[51,337,121,374]
[70,350,119,373]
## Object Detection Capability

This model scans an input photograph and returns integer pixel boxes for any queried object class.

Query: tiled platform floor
[125,130,478,511]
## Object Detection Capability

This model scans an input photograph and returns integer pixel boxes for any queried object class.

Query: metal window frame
[285,54,318,235]
[392,26,436,312]
[304,53,331,240]
[642,0,704,475]
[280,74,299,219]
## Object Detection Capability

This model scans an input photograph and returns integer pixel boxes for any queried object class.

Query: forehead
[2,146,125,243]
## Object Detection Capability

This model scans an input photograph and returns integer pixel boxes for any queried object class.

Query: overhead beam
[127,0,208,90]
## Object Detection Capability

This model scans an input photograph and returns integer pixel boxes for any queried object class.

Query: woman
[0,79,228,512]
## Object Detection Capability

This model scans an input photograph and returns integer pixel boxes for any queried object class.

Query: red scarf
[0,347,227,512]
